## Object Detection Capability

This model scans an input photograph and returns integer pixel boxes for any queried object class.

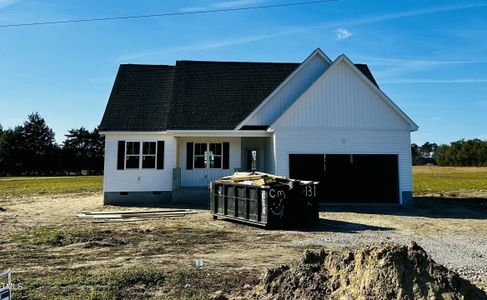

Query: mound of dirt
[251,242,487,300]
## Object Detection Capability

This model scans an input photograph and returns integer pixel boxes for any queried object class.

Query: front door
[245,148,259,171]
[193,142,222,185]
[181,139,232,187]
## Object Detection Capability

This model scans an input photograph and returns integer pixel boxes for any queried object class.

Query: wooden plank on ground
[79,209,189,215]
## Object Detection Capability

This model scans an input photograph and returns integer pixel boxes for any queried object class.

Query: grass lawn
[413,166,487,195]
[1,166,487,198]
[0,176,103,197]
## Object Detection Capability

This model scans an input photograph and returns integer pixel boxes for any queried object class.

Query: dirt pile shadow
[242,242,487,300]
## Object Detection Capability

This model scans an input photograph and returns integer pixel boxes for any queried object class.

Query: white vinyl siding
[245,54,329,126]
[272,59,411,130]
[103,133,176,192]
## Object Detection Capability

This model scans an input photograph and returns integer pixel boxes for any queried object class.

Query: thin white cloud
[179,6,208,13]
[213,0,262,9]
[353,56,487,67]
[331,2,487,28]
[335,28,352,40]
[119,2,487,62]
[180,0,263,12]
[381,79,487,84]
[116,27,303,62]
[0,0,17,9]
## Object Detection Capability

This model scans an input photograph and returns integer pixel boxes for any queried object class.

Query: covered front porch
[171,133,272,190]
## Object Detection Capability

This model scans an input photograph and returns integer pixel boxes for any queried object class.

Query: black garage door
[289,154,399,203]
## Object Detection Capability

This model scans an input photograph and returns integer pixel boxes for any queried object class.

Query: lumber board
[79,209,189,215]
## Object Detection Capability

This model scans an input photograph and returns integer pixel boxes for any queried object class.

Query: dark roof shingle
[99,60,379,131]
[168,61,299,130]
[99,64,174,131]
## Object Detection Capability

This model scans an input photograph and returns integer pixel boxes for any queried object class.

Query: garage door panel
[289,154,399,204]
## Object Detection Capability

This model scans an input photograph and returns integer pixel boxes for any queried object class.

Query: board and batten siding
[244,54,329,126]
[178,137,241,187]
[272,60,411,130]
[103,133,176,192]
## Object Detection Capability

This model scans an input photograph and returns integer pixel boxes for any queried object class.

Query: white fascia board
[166,130,270,137]
[234,48,332,130]
[99,131,169,136]
[269,54,419,132]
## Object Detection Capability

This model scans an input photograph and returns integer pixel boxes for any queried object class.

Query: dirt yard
[1,192,487,299]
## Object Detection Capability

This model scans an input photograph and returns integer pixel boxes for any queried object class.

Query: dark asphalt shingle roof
[99,60,378,131]
[168,61,299,130]
[99,64,174,131]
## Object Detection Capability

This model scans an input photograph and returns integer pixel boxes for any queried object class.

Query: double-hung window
[126,142,140,169]
[142,142,157,169]
[125,142,157,169]
[194,143,207,168]
[209,143,222,168]
[117,140,164,170]
[193,143,222,169]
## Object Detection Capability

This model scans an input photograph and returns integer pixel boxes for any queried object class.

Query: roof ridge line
[176,60,300,65]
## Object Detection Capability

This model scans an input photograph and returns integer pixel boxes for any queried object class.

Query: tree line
[412,140,487,166]
[0,113,104,176]
[1,112,486,175]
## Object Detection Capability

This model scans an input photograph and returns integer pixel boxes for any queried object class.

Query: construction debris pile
[78,209,196,223]
[217,171,313,187]
[248,242,487,300]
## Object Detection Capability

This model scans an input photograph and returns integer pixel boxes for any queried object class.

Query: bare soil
[1,193,487,298]
[249,243,486,300]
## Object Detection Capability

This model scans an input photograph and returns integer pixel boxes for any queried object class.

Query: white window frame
[193,142,223,169]
[208,143,222,169]
[193,143,207,169]
[124,141,158,170]
[142,141,157,169]
[125,141,141,169]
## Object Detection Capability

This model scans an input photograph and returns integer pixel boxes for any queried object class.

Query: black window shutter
[156,141,164,169]
[223,142,230,169]
[117,141,125,170]
[186,142,193,170]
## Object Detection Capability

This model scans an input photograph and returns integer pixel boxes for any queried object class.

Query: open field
[413,166,487,197]
[2,166,487,199]
[1,168,487,298]
[0,176,102,198]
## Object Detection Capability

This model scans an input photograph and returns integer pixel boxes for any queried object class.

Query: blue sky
[0,0,486,145]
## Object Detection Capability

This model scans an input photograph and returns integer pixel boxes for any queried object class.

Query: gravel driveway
[291,198,487,288]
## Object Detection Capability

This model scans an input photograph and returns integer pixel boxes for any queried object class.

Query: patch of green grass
[413,168,487,194]
[14,267,256,299]
[0,176,102,197]
[15,268,167,299]
[10,227,95,246]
